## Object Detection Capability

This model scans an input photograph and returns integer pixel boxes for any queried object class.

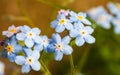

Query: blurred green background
[0,0,120,75]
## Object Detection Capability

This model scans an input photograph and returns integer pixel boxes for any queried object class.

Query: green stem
[77,48,90,73]
[70,54,75,75]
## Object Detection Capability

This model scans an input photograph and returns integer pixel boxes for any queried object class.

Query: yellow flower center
[56,43,63,50]
[26,57,34,65]
[9,29,16,33]
[59,19,66,25]
[6,45,13,53]
[77,15,83,20]
[116,3,120,10]
[27,31,34,38]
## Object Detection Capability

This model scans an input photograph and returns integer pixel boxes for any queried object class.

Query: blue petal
[84,26,94,34]
[13,44,22,53]
[70,29,79,38]
[84,35,95,44]
[75,36,85,46]
[74,22,84,30]
[46,44,55,53]
[78,12,86,18]
[55,25,65,33]
[23,48,32,57]
[114,27,120,34]
[16,33,26,41]
[8,53,16,62]
[65,23,73,30]
[54,51,63,61]
[52,33,61,43]
[62,45,73,55]
[22,64,31,73]
[21,25,31,33]
[82,19,91,25]
[33,36,42,44]
[34,44,43,52]
[31,28,41,35]
[51,20,58,28]
[62,36,71,44]
[31,61,41,71]
[15,56,25,65]
[25,38,34,48]
[31,50,40,60]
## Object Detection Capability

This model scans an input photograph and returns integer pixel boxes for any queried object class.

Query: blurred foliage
[1,0,120,75]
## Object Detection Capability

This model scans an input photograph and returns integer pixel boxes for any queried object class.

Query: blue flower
[112,17,120,34]
[107,2,120,15]
[51,14,73,33]
[1,36,22,62]
[15,48,40,73]
[34,35,49,52]
[47,33,73,61]
[70,25,95,46]
[16,25,41,48]
[87,6,112,29]
[69,11,91,25]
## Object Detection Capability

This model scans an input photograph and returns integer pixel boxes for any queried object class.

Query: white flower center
[26,31,34,38]
[59,19,67,25]
[26,57,34,65]
[56,43,63,50]
[42,39,48,46]
[80,30,87,36]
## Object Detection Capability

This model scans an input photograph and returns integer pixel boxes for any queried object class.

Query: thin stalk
[69,54,75,75]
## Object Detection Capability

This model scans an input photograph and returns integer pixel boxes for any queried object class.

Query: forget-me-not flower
[51,14,73,33]
[34,35,49,52]
[1,36,22,62]
[70,25,95,46]
[15,48,41,73]
[87,6,112,29]
[2,25,20,37]
[16,25,41,48]
[112,17,120,34]
[69,11,91,25]
[47,33,73,61]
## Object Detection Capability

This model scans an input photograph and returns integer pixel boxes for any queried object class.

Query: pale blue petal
[62,45,73,55]
[31,61,41,71]
[22,64,31,73]
[34,44,43,52]
[75,36,85,46]
[65,23,73,30]
[16,33,26,41]
[23,48,32,57]
[70,29,79,38]
[84,26,94,34]
[55,25,65,33]
[78,12,86,17]
[82,19,91,25]
[52,33,61,43]
[13,44,22,53]
[25,38,34,48]
[8,53,16,62]
[31,28,41,35]
[62,36,71,44]
[54,51,63,61]
[31,50,40,60]
[84,35,95,44]
[51,20,58,28]
[21,25,31,33]
[33,36,42,44]
[74,22,84,30]
[114,27,120,34]
[15,56,25,65]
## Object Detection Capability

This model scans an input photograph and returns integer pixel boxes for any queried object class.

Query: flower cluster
[87,2,120,34]
[0,9,95,73]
